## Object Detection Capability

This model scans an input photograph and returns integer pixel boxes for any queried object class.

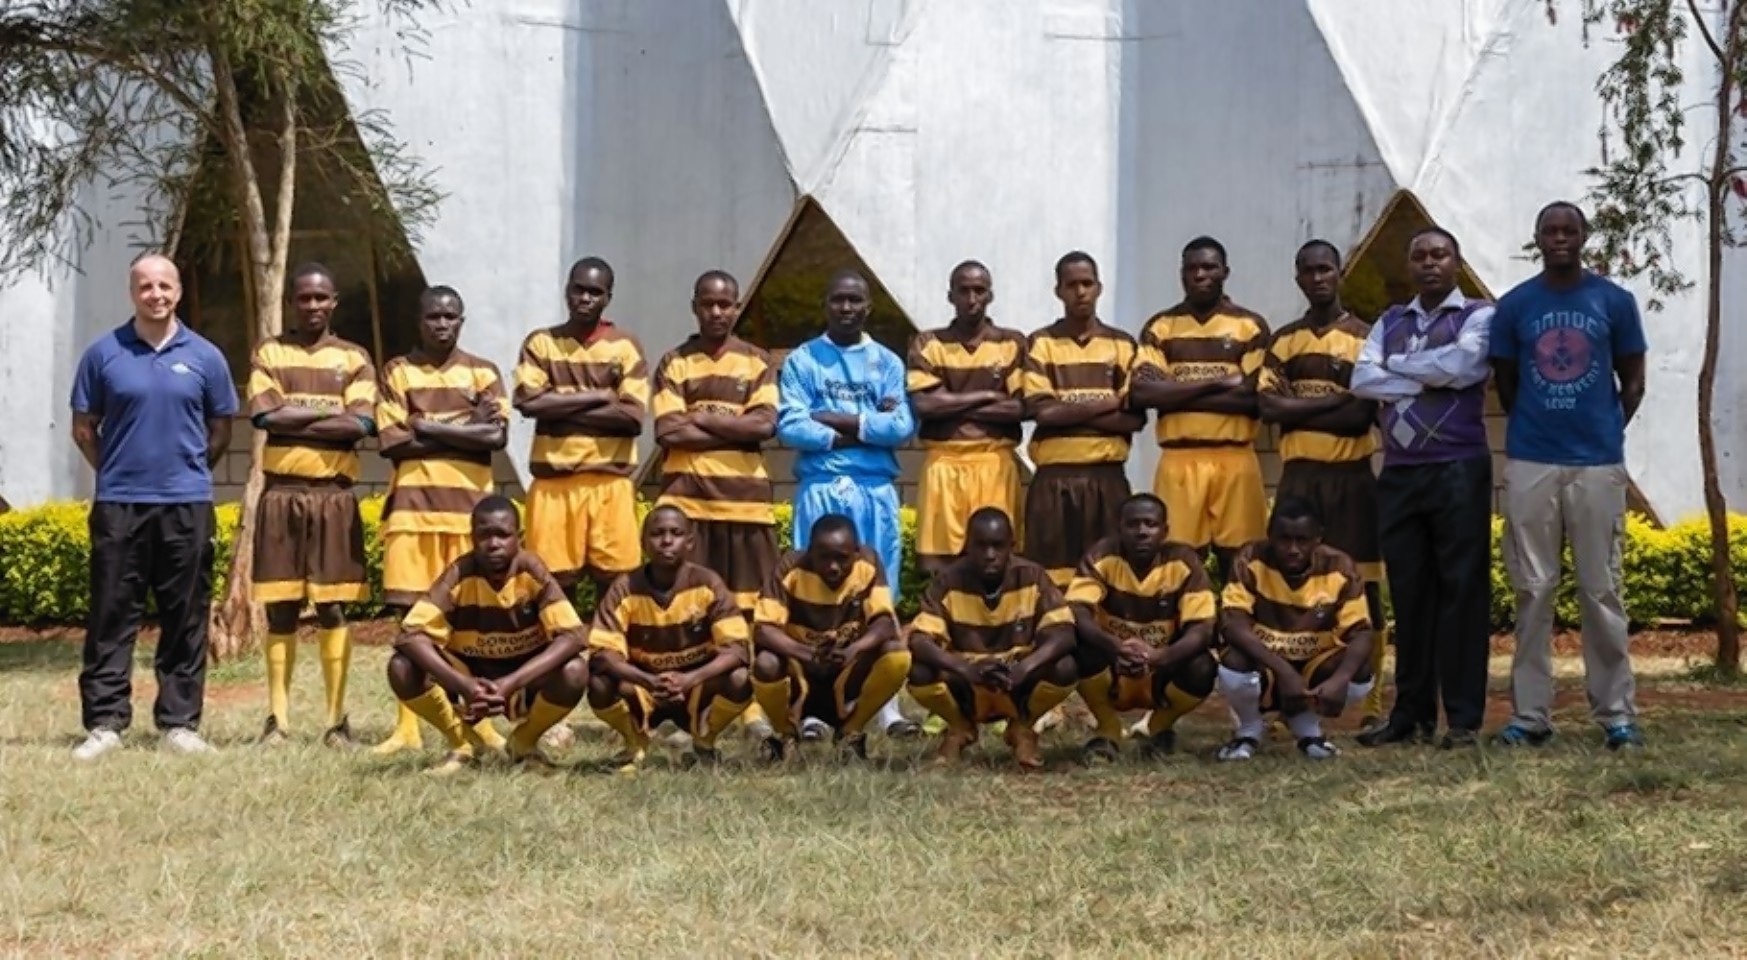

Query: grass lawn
[1,635,1745,957]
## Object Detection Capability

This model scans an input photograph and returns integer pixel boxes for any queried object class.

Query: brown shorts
[1023,462,1131,587]
[1275,458,1381,579]
[253,477,367,605]
[689,520,778,614]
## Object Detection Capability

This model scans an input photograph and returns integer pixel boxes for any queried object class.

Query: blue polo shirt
[70,321,239,503]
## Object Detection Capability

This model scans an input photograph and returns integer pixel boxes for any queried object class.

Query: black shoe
[1081,736,1120,765]
[1356,718,1421,748]
[1139,729,1178,759]
[1438,729,1478,750]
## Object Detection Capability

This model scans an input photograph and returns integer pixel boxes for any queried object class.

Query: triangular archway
[735,196,918,356]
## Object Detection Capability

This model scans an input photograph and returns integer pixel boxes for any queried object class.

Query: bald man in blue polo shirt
[69,254,238,761]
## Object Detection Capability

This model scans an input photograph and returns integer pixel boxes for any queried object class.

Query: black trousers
[80,502,217,733]
[1377,456,1493,733]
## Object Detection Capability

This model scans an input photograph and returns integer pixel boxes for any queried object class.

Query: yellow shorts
[382,530,471,607]
[1152,445,1266,551]
[916,444,1023,561]
[524,473,640,584]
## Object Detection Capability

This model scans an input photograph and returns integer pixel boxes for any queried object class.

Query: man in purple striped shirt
[1350,227,1494,750]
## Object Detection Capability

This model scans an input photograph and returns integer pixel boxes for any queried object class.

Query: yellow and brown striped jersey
[1021,320,1138,467]
[905,323,1027,450]
[512,321,649,478]
[399,550,585,676]
[1220,541,1370,661]
[587,562,751,671]
[246,334,378,480]
[1066,538,1217,648]
[911,557,1075,658]
[1260,313,1377,464]
[651,335,777,525]
[376,348,509,536]
[754,546,896,648]
[1134,300,1269,447]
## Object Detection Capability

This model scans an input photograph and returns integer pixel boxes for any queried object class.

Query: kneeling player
[1069,494,1218,762]
[387,496,590,774]
[1215,497,1375,761]
[587,506,753,770]
[752,514,910,761]
[908,508,1078,769]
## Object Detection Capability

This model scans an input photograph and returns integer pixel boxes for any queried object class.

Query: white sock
[1217,666,1265,741]
[875,695,906,730]
[1286,710,1324,741]
[1346,679,1375,713]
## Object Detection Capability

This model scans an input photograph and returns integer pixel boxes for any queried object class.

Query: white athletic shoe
[745,717,776,741]
[799,717,831,742]
[72,728,123,762]
[162,728,216,755]
[1216,736,1259,762]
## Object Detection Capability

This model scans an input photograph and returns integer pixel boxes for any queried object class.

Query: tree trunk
[207,52,298,661]
[1704,6,1744,673]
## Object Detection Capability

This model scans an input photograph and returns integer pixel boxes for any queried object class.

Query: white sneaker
[746,717,776,740]
[162,728,216,755]
[799,717,831,742]
[72,728,123,762]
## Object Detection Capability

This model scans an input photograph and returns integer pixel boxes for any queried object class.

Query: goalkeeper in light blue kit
[776,269,920,740]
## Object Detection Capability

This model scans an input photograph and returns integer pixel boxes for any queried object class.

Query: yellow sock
[1147,682,1207,735]
[1023,681,1075,723]
[843,649,912,735]
[1076,670,1123,741]
[740,700,770,728]
[317,626,351,729]
[509,694,576,757]
[389,704,423,747]
[1363,627,1388,717]
[592,699,648,751]
[910,681,972,733]
[264,632,296,730]
[752,676,797,736]
[471,718,508,750]
[402,686,469,752]
[695,694,750,749]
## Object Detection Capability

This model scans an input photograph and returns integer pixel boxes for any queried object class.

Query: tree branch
[1688,0,1728,64]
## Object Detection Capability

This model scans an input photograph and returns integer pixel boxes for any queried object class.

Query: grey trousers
[1501,459,1635,732]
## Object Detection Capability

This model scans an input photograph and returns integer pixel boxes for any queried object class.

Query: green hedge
[0,496,1741,628]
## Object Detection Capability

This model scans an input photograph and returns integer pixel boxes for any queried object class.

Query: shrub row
[0,496,1741,629]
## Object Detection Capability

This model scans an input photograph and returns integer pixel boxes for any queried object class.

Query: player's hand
[978,661,1014,691]
[1001,661,1031,693]
[877,396,897,413]
[1274,670,1310,712]
[815,641,847,670]
[1218,373,1246,390]
[470,395,499,423]
[652,673,688,702]
[1309,676,1349,717]
[465,679,507,720]
[1117,639,1151,675]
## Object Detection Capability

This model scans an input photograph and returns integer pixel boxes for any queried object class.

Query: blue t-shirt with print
[1489,272,1647,466]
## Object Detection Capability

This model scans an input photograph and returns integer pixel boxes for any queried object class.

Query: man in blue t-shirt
[68,254,238,762]
[1489,202,1648,752]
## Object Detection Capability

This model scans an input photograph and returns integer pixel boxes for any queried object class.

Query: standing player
[652,270,781,740]
[372,285,511,756]
[1021,252,1145,589]
[513,257,647,602]
[388,497,590,774]
[1069,494,1219,762]
[751,515,909,760]
[1491,202,1648,750]
[1215,498,1376,761]
[1258,241,1387,729]
[1131,236,1270,578]
[586,506,754,771]
[247,263,376,748]
[70,254,236,761]
[776,269,918,740]
[907,508,1079,769]
[906,261,1027,574]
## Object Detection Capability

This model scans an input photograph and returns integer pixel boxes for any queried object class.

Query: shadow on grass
[0,638,83,675]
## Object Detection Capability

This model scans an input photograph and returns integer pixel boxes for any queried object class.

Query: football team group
[66,200,1649,771]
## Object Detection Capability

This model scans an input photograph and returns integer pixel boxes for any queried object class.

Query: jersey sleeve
[586,577,632,656]
[862,550,897,623]
[1064,552,1109,609]
[1133,316,1170,380]
[477,360,511,423]
[1239,315,1272,386]
[753,558,797,629]
[532,559,586,643]
[1487,295,1520,361]
[1611,285,1649,355]
[200,343,240,418]
[1003,332,1027,397]
[511,332,553,407]
[1334,560,1371,638]
[246,342,287,418]
[375,361,413,450]
[1178,553,1218,624]
[1260,331,1292,396]
[906,334,942,393]
[343,350,379,424]
[909,579,952,647]
[650,350,688,437]
[1219,551,1259,614]
[70,344,105,416]
[615,335,651,416]
[706,577,752,650]
[746,350,779,414]
[1020,335,1055,402]
[398,561,462,648]
[1033,572,1075,635]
